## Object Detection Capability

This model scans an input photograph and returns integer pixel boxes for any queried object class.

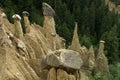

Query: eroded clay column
[99,40,105,52]
[0,8,14,34]
[22,11,30,33]
[0,7,6,19]
[12,14,23,39]
[0,8,10,48]
[69,22,81,52]
[43,2,56,36]
[88,46,95,73]
[96,40,109,75]
[0,7,3,26]
[42,2,56,50]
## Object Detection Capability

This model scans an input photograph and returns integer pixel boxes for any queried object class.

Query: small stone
[22,11,29,16]
[12,14,21,20]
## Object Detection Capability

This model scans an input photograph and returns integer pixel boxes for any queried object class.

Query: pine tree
[89,2,95,35]
[81,6,90,36]
[101,24,119,63]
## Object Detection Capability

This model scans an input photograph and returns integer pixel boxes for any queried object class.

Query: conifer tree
[101,24,119,63]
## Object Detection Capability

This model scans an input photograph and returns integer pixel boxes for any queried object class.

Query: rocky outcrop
[0,2,110,80]
[0,12,40,80]
[0,3,74,80]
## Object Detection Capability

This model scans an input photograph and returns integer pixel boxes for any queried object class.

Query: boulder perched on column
[22,11,30,33]
[42,2,57,50]
[12,14,23,39]
[0,8,14,34]
[95,40,109,75]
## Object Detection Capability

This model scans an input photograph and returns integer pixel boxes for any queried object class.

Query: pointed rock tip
[42,2,55,17]
[0,12,6,18]
[0,7,3,13]
[74,22,79,33]
[0,7,7,18]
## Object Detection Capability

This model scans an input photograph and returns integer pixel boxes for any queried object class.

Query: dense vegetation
[0,0,120,79]
[111,0,120,4]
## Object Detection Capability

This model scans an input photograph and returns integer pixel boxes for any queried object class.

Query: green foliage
[81,35,92,49]
[111,0,120,4]
[101,25,119,63]
[56,23,72,46]
[86,72,104,80]
[109,64,120,80]
[87,64,120,80]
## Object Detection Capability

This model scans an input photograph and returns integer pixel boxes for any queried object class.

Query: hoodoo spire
[42,2,57,50]
[69,22,81,52]
[96,40,109,75]
[12,14,23,39]
[22,11,30,33]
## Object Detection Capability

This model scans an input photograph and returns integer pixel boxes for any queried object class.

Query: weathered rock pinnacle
[22,11,30,33]
[96,40,109,75]
[42,2,55,17]
[88,46,95,72]
[0,7,3,14]
[0,8,14,34]
[69,22,81,52]
[43,2,57,50]
[12,14,23,38]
